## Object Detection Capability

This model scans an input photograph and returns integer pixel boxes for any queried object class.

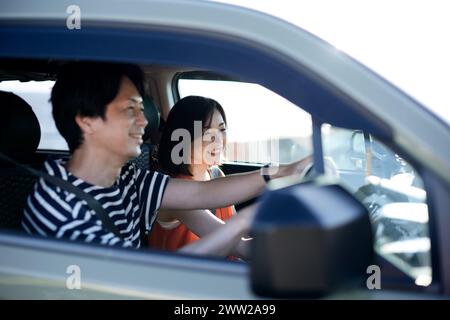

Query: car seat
[130,96,161,172]
[0,91,41,230]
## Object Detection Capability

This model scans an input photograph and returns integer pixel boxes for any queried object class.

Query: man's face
[91,76,147,162]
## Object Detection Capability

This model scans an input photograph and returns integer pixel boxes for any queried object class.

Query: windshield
[213,0,450,124]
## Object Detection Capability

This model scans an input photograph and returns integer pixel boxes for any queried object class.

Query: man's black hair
[51,62,145,152]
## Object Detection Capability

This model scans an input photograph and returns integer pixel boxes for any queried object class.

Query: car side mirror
[250,180,374,298]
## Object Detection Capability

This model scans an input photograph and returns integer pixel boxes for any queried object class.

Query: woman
[149,96,247,257]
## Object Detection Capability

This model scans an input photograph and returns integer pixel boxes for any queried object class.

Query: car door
[0,0,449,299]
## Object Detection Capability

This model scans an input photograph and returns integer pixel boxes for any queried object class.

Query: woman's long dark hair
[157,95,227,177]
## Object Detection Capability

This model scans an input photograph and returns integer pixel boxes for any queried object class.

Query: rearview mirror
[250,181,374,298]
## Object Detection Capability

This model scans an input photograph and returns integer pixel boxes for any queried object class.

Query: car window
[322,124,431,287]
[178,78,312,164]
[0,80,68,151]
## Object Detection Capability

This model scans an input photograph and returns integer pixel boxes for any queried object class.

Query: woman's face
[192,108,227,167]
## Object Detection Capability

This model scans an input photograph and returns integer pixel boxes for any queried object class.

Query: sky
[213,0,450,124]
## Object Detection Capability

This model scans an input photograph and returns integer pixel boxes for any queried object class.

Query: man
[22,62,311,256]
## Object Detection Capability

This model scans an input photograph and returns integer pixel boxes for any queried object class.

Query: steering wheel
[299,156,340,180]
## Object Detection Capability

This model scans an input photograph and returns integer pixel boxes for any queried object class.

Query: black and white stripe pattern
[22,157,169,248]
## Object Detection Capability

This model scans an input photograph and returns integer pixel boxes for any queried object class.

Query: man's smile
[129,133,143,143]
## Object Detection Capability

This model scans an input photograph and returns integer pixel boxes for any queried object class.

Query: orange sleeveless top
[148,168,234,251]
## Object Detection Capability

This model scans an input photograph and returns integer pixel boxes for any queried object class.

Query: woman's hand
[266,155,314,180]
[177,203,259,258]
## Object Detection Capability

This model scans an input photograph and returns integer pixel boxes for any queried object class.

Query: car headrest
[143,96,160,141]
[0,91,41,161]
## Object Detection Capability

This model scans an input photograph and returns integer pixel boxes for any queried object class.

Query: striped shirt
[22,157,169,248]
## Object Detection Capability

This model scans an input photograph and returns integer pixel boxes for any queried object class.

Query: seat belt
[0,152,123,240]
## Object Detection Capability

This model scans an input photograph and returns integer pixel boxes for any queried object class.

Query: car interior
[0,58,261,234]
